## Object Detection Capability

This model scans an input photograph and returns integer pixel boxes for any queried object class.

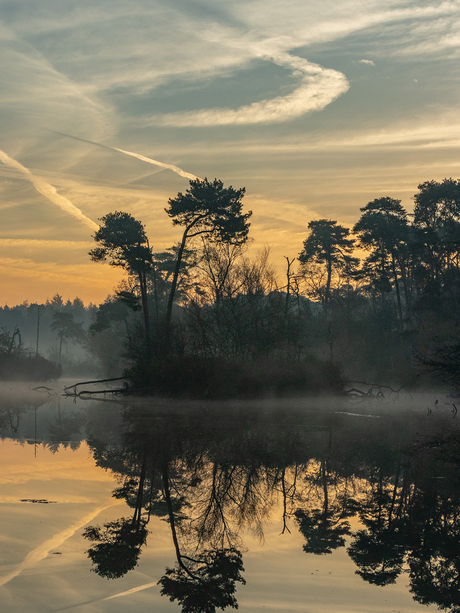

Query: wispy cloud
[152,52,349,126]
[0,149,98,231]
[0,238,92,248]
[359,59,375,65]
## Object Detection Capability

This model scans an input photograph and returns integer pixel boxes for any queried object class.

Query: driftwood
[63,377,127,397]
[345,381,406,400]
[20,499,57,504]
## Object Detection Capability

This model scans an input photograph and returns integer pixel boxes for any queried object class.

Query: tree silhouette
[353,197,410,328]
[165,178,252,325]
[298,219,357,311]
[89,211,152,338]
[50,312,84,363]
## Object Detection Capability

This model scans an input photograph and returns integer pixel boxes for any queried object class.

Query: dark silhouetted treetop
[165,178,252,325]
[298,219,357,309]
[412,179,460,283]
[89,211,153,337]
[165,178,251,244]
[89,211,152,275]
[353,197,411,327]
[354,197,409,251]
[299,220,355,265]
[413,178,460,229]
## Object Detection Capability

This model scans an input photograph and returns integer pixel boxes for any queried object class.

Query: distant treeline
[2,177,460,390]
[0,295,96,377]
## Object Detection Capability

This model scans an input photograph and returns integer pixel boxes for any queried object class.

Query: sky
[1,0,460,305]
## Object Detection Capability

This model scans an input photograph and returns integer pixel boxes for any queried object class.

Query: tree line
[87,176,460,393]
[2,176,460,389]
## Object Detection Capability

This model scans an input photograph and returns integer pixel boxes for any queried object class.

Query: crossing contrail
[0,149,99,231]
[113,147,199,180]
[49,131,200,180]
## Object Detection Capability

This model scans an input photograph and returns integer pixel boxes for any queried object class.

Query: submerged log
[63,377,127,397]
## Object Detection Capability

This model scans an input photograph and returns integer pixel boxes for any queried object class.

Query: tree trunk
[325,259,332,312]
[138,270,150,340]
[391,255,404,332]
[166,229,189,326]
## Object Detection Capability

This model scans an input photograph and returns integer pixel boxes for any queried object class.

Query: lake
[1,382,459,613]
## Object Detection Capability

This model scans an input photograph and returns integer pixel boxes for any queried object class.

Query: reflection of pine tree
[83,518,148,579]
[347,529,406,586]
[83,452,149,579]
[158,548,245,613]
[295,506,351,555]
[407,490,460,612]
[294,429,357,556]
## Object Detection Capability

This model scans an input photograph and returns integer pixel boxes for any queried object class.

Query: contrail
[50,581,158,612]
[113,147,199,180]
[0,149,99,231]
[49,130,200,180]
[103,581,157,600]
[0,503,121,587]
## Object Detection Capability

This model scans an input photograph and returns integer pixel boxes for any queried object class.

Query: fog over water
[1,382,459,613]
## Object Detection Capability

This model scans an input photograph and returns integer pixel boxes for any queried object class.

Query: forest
[2,176,460,395]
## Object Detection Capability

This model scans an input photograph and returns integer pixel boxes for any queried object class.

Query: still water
[1,383,459,613]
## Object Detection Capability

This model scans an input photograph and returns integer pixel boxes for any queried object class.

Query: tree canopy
[164,178,252,324]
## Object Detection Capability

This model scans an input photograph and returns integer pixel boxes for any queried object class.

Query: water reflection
[80,401,460,613]
[2,391,460,612]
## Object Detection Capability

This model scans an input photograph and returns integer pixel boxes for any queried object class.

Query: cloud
[0,238,92,248]
[0,149,99,231]
[151,52,349,126]
[359,59,375,65]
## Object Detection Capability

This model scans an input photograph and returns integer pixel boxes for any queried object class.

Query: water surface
[1,384,459,613]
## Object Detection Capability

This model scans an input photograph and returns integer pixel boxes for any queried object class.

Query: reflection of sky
[1,0,460,303]
[0,438,436,613]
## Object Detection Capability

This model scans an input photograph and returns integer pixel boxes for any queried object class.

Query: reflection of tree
[83,518,148,579]
[295,506,351,555]
[407,490,460,612]
[295,429,355,556]
[81,403,460,613]
[158,461,246,612]
[46,408,85,452]
[159,548,245,613]
[346,462,408,585]
[84,413,253,611]
[348,529,406,586]
[409,553,460,612]
[84,450,149,578]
